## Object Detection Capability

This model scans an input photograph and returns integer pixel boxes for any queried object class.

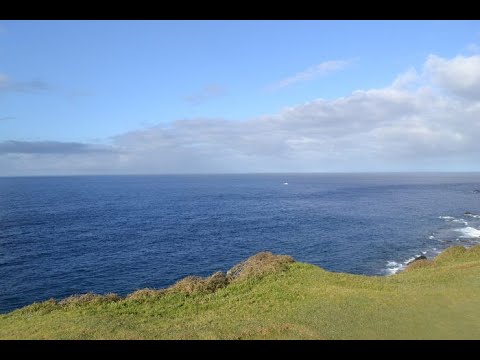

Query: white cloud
[2,53,480,175]
[268,60,350,91]
[391,68,418,89]
[425,54,480,100]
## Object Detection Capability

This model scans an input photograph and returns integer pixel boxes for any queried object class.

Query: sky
[1,20,480,175]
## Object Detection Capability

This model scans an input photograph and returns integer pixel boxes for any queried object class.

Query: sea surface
[1,173,480,313]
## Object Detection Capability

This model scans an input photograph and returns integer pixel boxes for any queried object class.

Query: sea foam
[439,216,455,220]
[465,213,480,219]
[456,227,480,239]
[385,261,403,275]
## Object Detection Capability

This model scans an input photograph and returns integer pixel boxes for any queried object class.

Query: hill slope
[1,245,480,339]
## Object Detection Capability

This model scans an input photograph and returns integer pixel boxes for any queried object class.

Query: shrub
[170,271,229,295]
[18,299,57,314]
[226,252,295,282]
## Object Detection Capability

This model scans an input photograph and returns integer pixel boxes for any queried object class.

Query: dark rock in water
[473,190,480,194]
[407,255,427,266]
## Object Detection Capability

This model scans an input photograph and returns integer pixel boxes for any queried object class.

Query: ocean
[1,173,480,313]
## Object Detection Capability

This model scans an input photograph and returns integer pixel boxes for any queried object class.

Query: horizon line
[2,170,480,178]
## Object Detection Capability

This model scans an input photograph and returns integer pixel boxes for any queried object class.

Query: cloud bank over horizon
[2,53,480,176]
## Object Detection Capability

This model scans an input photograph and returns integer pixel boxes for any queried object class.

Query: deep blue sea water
[1,173,480,313]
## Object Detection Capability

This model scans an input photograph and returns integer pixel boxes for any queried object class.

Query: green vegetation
[2,245,480,339]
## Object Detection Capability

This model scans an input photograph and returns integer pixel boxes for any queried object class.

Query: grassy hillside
[2,245,480,339]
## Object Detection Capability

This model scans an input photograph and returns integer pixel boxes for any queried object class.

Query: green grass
[2,245,480,339]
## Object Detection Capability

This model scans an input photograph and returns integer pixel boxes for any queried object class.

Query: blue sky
[1,20,480,175]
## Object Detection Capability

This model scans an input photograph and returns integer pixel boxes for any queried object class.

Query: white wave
[386,258,412,275]
[464,213,480,219]
[406,256,417,264]
[385,261,403,275]
[428,235,435,239]
[456,226,480,238]
[439,216,455,220]
[385,251,433,275]
[452,219,468,226]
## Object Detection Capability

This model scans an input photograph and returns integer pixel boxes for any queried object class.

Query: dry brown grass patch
[405,259,434,271]
[226,252,294,282]
[170,271,229,295]
[59,292,121,306]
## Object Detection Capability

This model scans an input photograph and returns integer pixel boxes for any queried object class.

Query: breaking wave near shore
[385,211,480,275]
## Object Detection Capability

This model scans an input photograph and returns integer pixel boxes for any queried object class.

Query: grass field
[1,245,480,339]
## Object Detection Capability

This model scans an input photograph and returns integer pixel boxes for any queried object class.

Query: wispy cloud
[0,73,49,94]
[466,43,480,54]
[0,116,15,121]
[184,84,227,105]
[268,60,351,91]
[0,141,115,155]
